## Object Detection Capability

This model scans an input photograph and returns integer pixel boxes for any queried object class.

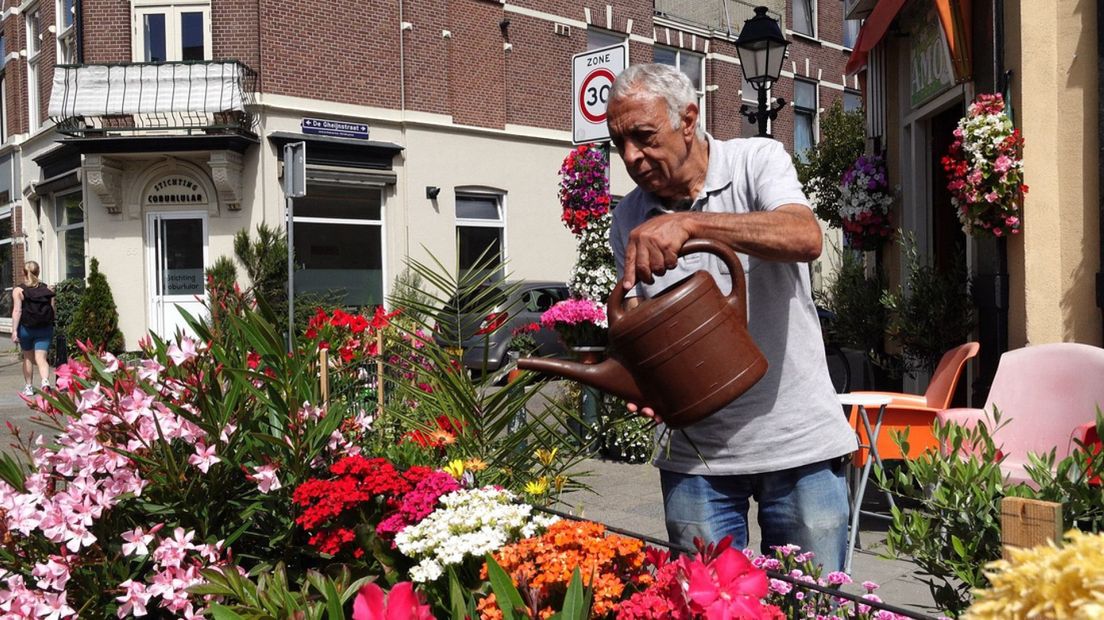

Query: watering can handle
[607,238,748,326]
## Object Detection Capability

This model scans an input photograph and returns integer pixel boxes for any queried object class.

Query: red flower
[246,351,261,370]
[686,547,770,619]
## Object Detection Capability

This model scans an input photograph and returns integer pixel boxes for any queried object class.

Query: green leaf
[207,604,247,620]
[559,568,589,620]
[448,568,469,620]
[485,553,525,620]
[324,578,343,619]
[951,535,967,559]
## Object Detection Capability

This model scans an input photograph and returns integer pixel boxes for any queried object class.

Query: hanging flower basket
[559,144,611,235]
[838,154,895,251]
[941,93,1028,238]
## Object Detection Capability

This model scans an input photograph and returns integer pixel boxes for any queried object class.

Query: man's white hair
[609,63,704,139]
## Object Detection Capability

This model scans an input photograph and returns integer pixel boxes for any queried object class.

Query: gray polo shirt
[610,135,857,475]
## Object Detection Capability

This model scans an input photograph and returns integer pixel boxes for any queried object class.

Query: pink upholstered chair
[936,342,1104,486]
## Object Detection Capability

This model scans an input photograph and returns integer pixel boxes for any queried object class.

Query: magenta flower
[352,581,434,620]
[686,547,769,619]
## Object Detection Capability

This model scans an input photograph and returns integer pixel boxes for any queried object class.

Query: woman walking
[11,261,56,396]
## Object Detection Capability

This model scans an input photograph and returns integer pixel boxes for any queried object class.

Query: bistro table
[838,393,897,575]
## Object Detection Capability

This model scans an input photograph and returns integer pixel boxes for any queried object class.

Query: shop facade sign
[909,6,955,108]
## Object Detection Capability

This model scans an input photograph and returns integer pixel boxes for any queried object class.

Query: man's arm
[620,203,822,289]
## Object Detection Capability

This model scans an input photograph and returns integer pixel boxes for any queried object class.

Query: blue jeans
[660,457,850,572]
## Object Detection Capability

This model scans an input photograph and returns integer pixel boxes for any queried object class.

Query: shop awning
[935,0,973,83]
[844,0,908,75]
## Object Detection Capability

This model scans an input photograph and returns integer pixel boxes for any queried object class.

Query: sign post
[571,44,627,145]
[283,141,306,350]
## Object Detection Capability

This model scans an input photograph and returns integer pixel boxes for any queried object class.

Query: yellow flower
[967,530,1104,620]
[443,459,465,480]
[535,448,558,466]
[553,475,568,494]
[525,476,549,496]
[463,457,489,472]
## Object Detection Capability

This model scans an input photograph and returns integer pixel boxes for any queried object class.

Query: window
[456,193,505,278]
[55,192,85,281]
[793,80,818,162]
[654,46,706,127]
[132,1,211,62]
[843,19,861,49]
[26,8,41,129]
[57,0,78,64]
[740,74,762,137]
[0,76,7,145]
[843,90,862,112]
[0,208,12,320]
[793,0,815,37]
[587,28,624,51]
[292,184,385,309]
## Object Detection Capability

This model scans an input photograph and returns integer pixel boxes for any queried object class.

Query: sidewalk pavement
[0,354,943,617]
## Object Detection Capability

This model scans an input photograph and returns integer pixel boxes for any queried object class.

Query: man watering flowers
[606,63,857,571]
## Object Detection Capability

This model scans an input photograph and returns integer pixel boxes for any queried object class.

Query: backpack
[21,284,56,328]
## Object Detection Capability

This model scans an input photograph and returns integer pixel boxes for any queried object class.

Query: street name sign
[572,43,627,144]
[301,117,370,140]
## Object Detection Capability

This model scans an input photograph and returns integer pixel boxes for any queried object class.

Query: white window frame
[0,75,7,145]
[455,190,506,276]
[130,0,212,62]
[54,190,85,282]
[793,79,819,160]
[56,0,77,63]
[654,45,706,130]
[26,7,41,130]
[0,205,14,323]
[792,0,817,39]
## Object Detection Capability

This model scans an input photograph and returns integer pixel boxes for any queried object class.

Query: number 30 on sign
[572,44,627,144]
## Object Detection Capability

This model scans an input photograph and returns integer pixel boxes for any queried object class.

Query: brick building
[0,0,859,346]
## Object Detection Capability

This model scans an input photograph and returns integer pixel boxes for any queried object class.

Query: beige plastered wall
[1006,0,1101,346]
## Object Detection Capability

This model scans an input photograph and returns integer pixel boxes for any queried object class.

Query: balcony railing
[48,60,257,138]
[653,0,783,35]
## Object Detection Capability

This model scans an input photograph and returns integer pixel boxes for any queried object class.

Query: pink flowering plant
[0,302,388,617]
[540,297,609,349]
[838,154,895,251]
[941,93,1027,237]
[559,144,612,235]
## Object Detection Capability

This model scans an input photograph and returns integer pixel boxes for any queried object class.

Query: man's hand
[10,333,18,344]
[622,213,694,289]
[627,402,663,424]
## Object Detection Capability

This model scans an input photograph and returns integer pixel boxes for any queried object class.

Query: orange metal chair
[848,341,980,466]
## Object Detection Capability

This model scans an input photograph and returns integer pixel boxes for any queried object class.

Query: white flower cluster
[838,169,893,221]
[961,113,1015,165]
[394,487,559,583]
[569,211,618,303]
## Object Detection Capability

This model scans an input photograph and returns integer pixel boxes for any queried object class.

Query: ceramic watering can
[518,238,767,429]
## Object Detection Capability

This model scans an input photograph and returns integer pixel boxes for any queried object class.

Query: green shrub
[48,278,85,364]
[881,234,976,375]
[878,409,1104,616]
[794,102,866,228]
[816,249,887,353]
[68,258,124,353]
[234,222,289,318]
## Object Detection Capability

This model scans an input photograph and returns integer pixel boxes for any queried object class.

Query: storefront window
[292,185,383,309]
[56,191,85,281]
[456,193,504,278]
[794,80,818,162]
[0,210,12,319]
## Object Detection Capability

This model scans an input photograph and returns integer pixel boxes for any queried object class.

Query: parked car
[434,280,570,372]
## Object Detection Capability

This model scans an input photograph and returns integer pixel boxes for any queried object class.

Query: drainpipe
[1097,0,1104,337]
[75,0,83,62]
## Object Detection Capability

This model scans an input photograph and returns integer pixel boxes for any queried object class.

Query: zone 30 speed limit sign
[572,43,627,144]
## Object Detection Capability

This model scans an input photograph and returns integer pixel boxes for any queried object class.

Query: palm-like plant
[386,249,590,499]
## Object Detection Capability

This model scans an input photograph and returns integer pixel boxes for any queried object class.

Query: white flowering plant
[569,211,618,303]
[837,154,894,251]
[394,487,558,584]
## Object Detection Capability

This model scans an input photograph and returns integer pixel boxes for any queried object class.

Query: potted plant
[539,298,608,360]
[506,322,540,382]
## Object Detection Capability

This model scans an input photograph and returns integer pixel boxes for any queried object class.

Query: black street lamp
[736,6,791,138]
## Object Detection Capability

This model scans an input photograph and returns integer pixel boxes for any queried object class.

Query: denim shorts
[17,325,54,352]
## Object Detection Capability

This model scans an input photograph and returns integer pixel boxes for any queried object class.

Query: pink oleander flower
[116,580,152,617]
[166,338,198,366]
[121,525,159,557]
[352,581,434,620]
[248,463,282,493]
[188,442,220,474]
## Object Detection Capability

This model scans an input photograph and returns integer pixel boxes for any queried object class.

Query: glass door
[148,212,207,339]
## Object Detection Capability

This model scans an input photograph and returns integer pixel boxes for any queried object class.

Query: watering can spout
[517,356,646,404]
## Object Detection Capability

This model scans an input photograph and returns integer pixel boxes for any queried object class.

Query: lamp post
[736,6,791,138]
